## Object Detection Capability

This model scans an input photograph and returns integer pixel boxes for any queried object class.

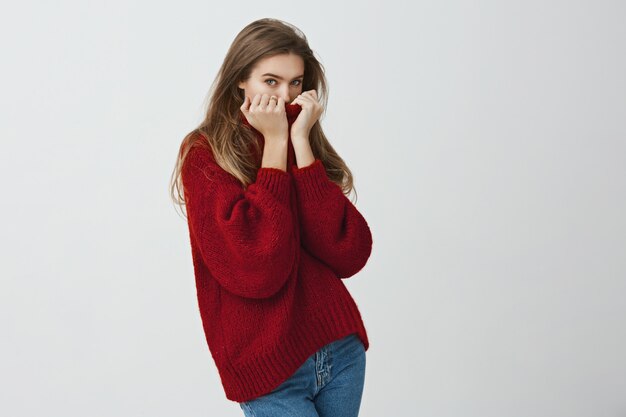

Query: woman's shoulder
[183,131,246,188]
[186,132,215,163]
[181,133,216,178]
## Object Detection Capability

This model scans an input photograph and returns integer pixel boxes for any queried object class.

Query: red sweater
[181,103,373,402]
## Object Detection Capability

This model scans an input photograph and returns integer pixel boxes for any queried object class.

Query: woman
[170,18,373,417]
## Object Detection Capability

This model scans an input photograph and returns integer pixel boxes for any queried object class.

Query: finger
[267,95,278,109]
[294,94,314,105]
[292,93,310,104]
[259,93,271,109]
[276,97,285,110]
[251,93,262,110]
[240,95,250,112]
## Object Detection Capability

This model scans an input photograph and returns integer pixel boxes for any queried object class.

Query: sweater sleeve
[182,146,297,299]
[290,159,373,278]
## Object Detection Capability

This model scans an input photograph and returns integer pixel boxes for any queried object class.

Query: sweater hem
[217,295,369,403]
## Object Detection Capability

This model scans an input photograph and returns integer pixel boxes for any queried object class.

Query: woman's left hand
[290,90,323,140]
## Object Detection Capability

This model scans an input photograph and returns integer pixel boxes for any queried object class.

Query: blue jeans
[239,333,367,417]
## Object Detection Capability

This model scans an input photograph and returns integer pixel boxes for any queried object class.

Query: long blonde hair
[170,18,358,218]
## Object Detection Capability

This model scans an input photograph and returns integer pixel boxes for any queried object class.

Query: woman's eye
[264,79,302,86]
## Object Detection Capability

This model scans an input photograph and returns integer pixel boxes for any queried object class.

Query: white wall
[1,1,624,416]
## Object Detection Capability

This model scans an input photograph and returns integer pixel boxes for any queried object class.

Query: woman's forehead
[252,54,304,75]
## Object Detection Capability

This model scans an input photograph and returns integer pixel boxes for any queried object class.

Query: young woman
[170,18,373,417]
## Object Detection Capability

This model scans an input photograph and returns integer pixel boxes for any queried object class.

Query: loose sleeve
[182,146,297,299]
[290,159,373,278]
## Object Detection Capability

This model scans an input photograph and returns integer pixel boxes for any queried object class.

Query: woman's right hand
[240,93,288,142]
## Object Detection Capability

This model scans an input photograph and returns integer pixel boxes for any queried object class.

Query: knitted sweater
[181,103,373,403]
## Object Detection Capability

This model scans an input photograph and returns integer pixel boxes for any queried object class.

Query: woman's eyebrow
[261,73,304,80]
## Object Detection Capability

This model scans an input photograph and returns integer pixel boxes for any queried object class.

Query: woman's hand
[241,93,289,141]
[290,90,323,140]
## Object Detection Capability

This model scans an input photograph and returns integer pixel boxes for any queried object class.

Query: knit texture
[181,103,373,402]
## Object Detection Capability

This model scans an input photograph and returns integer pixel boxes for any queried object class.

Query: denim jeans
[238,333,366,417]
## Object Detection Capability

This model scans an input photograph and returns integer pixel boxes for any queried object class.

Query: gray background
[2,1,625,416]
